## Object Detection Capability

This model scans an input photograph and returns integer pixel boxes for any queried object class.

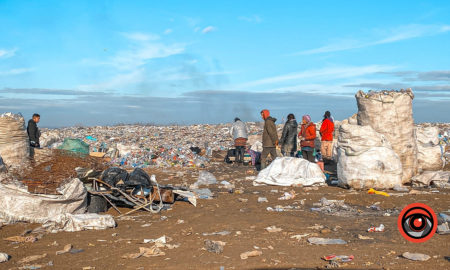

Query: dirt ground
[0,158,449,270]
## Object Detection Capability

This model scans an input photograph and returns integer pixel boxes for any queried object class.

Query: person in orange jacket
[319,111,335,162]
[298,115,316,162]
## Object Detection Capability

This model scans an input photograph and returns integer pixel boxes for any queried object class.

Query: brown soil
[0,161,449,270]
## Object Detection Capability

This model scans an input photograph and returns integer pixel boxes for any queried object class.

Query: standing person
[260,109,279,169]
[320,111,335,162]
[298,115,316,162]
[27,113,41,157]
[230,117,249,163]
[280,113,298,157]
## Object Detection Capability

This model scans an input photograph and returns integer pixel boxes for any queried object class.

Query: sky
[0,0,449,127]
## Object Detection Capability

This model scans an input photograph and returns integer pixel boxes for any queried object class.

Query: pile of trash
[310,197,400,217]
[39,123,263,168]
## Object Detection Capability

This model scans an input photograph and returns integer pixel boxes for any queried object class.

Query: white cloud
[79,69,145,90]
[293,24,450,55]
[164,29,173,35]
[0,48,17,59]
[238,15,262,23]
[238,65,397,88]
[0,68,33,76]
[202,26,217,34]
[122,32,160,41]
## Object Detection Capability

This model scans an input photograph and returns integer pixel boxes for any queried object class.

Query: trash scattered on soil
[204,240,226,254]
[257,197,268,203]
[0,253,9,263]
[308,237,347,245]
[290,234,310,240]
[56,244,72,255]
[358,234,374,240]
[202,231,231,236]
[402,252,431,261]
[278,190,296,200]
[265,225,283,233]
[4,235,37,243]
[367,224,385,232]
[18,253,47,264]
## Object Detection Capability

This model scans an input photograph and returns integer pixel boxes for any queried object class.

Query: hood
[266,116,277,122]
[287,119,298,127]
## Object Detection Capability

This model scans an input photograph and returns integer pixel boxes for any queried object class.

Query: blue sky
[0,0,449,127]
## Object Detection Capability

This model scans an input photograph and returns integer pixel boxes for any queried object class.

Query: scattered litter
[358,234,373,240]
[176,219,185,224]
[122,246,166,259]
[290,234,310,240]
[265,226,282,233]
[56,244,72,255]
[402,252,431,261]
[240,250,262,260]
[257,197,268,203]
[238,198,248,203]
[193,188,214,200]
[204,240,226,254]
[18,253,47,264]
[323,254,354,262]
[367,188,390,197]
[192,171,217,188]
[308,237,347,245]
[0,253,9,263]
[143,236,166,244]
[4,235,37,243]
[367,224,385,232]
[278,190,296,200]
[202,231,231,236]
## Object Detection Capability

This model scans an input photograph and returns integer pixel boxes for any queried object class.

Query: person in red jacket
[298,115,316,162]
[319,111,334,161]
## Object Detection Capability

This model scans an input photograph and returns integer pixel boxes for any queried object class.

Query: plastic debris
[357,234,373,240]
[202,231,231,236]
[307,237,347,245]
[402,252,431,261]
[367,188,390,197]
[278,190,296,200]
[290,234,310,240]
[367,224,385,232]
[258,197,268,203]
[323,254,354,263]
[0,253,9,263]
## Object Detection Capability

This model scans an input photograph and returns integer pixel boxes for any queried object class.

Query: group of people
[230,109,335,169]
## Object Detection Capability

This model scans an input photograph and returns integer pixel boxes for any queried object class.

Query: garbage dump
[38,123,262,169]
[356,89,418,183]
[336,123,403,189]
[0,113,30,169]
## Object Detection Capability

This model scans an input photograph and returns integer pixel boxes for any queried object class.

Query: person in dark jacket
[298,114,316,162]
[27,113,41,158]
[280,113,298,157]
[260,109,278,169]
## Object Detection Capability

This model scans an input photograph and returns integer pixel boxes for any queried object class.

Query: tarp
[42,213,116,233]
[58,138,90,154]
[0,178,87,224]
[254,157,326,187]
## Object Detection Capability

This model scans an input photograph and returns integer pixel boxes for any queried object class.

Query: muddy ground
[0,157,449,270]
